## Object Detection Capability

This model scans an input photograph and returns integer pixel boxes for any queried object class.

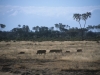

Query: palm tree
[82,12,91,28]
[73,13,82,28]
[73,12,91,28]
[86,12,91,18]
[73,12,91,40]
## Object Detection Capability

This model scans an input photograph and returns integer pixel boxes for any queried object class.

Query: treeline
[0,23,100,41]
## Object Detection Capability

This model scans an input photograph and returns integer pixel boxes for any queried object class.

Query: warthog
[18,52,25,54]
[36,50,46,54]
[77,49,82,52]
[49,49,62,53]
[65,51,70,53]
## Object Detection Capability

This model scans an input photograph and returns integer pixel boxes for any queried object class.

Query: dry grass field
[0,41,100,75]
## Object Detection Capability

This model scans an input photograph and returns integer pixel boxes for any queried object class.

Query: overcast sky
[0,0,100,31]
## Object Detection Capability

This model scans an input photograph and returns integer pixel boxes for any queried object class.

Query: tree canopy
[0,23,100,41]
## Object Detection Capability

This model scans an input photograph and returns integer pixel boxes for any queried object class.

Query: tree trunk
[81,28,84,41]
[78,21,82,28]
[84,20,86,28]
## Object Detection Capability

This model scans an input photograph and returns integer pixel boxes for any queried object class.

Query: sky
[0,0,100,31]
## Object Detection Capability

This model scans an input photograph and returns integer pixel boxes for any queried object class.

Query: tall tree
[82,12,91,28]
[73,12,91,28]
[73,13,81,28]
[73,12,91,40]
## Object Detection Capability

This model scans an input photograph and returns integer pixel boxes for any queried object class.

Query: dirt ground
[0,41,100,75]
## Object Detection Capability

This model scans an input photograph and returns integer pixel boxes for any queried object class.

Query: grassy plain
[0,41,100,75]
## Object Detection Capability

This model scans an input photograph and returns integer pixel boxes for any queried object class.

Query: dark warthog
[49,49,62,53]
[65,51,70,53]
[18,52,25,54]
[36,50,46,54]
[77,49,82,52]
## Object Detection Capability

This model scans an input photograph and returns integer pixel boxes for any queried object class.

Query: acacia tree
[73,12,91,40]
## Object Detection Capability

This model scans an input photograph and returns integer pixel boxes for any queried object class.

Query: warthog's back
[77,49,82,52]
[49,49,62,53]
[36,50,46,54]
